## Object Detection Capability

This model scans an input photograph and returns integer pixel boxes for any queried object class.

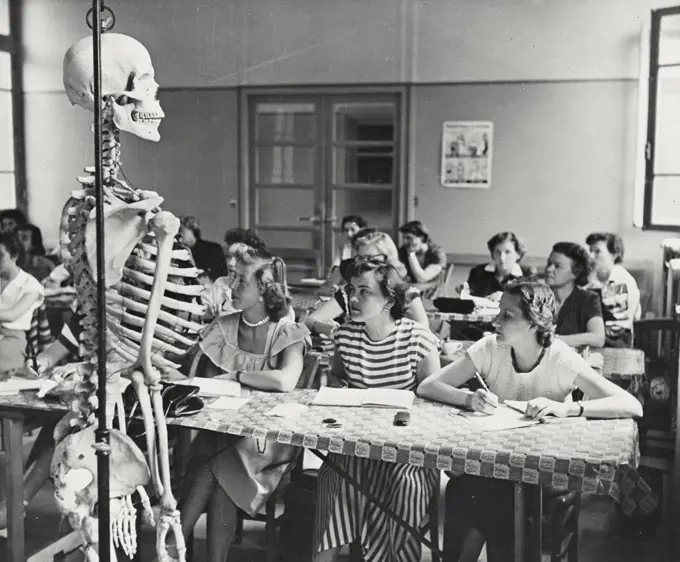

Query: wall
[21,0,678,310]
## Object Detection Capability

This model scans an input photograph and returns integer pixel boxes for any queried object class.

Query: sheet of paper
[175,377,242,397]
[503,400,528,415]
[0,377,44,394]
[313,387,364,407]
[459,404,538,431]
[205,397,250,410]
[266,403,307,419]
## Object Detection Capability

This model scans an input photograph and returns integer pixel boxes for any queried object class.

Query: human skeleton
[48,33,206,562]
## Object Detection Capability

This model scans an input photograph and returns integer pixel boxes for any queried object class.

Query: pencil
[474,372,490,393]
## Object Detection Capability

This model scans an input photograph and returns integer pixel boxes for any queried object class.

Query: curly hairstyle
[231,244,291,321]
[224,227,267,252]
[551,242,593,287]
[486,231,526,261]
[399,220,431,244]
[16,224,47,256]
[344,259,409,320]
[585,232,625,264]
[0,231,25,265]
[179,216,202,240]
[341,215,368,229]
[0,209,28,230]
[351,230,407,278]
[504,280,556,348]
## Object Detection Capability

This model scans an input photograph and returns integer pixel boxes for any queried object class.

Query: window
[0,0,26,210]
[642,6,680,230]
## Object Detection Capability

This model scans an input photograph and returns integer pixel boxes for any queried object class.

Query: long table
[0,389,657,562]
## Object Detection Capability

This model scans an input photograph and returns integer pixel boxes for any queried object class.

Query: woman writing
[417,281,642,562]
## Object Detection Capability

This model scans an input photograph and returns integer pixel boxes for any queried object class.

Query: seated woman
[305,230,429,337]
[417,281,642,562]
[0,309,84,529]
[398,220,447,299]
[325,215,367,288]
[314,259,440,562]
[546,242,604,349]
[177,247,309,562]
[464,231,534,300]
[0,231,45,376]
[15,224,55,282]
[585,232,641,348]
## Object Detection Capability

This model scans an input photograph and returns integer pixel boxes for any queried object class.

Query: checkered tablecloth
[0,388,657,516]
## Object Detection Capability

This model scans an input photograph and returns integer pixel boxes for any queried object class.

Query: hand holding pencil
[469,373,499,414]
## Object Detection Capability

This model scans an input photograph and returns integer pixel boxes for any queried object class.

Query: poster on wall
[440,121,493,188]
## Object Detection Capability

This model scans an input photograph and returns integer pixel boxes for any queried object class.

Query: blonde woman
[178,246,309,562]
[305,231,429,337]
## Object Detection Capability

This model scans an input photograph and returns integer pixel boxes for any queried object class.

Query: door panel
[248,94,401,284]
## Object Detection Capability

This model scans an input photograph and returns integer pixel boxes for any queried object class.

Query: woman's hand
[24,355,52,379]
[214,372,238,381]
[469,389,499,414]
[525,397,571,420]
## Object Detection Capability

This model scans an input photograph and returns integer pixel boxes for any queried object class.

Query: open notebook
[312,387,415,410]
[0,377,44,395]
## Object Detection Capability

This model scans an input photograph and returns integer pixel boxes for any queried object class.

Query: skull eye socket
[116,94,131,106]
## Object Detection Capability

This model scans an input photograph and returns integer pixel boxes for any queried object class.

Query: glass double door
[248,93,402,282]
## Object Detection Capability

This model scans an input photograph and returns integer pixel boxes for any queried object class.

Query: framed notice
[441,121,493,188]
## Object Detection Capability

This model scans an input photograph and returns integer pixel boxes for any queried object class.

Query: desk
[0,390,657,562]
[427,309,498,323]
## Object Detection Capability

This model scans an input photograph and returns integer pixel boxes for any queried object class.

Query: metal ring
[86,5,116,32]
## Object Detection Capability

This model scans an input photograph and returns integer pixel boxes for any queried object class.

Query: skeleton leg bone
[124,212,185,562]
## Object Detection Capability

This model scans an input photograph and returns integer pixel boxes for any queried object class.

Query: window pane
[0,90,14,172]
[333,103,395,141]
[332,188,393,232]
[651,176,680,226]
[654,66,680,175]
[255,103,316,143]
[659,14,680,66]
[254,187,315,227]
[0,0,8,36]
[254,146,315,185]
[333,146,394,185]
[0,52,10,90]
[0,172,15,207]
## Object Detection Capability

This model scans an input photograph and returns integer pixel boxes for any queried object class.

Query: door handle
[299,216,322,224]
[326,216,338,223]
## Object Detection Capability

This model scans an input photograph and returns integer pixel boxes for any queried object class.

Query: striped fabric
[26,302,53,358]
[315,319,439,561]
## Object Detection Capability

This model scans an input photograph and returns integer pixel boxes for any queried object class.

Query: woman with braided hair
[417,280,642,562]
[177,245,309,561]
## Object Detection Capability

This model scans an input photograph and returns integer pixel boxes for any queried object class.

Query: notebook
[312,387,415,410]
[174,377,242,397]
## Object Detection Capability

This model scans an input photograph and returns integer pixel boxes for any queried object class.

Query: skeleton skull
[63,33,165,142]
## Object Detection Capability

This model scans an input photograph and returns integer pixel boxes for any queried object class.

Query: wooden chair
[185,352,322,562]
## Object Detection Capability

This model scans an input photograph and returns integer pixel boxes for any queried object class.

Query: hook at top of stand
[86,5,116,32]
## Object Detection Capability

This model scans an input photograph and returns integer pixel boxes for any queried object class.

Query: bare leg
[458,529,485,562]
[314,547,341,562]
[206,486,238,562]
[179,462,217,539]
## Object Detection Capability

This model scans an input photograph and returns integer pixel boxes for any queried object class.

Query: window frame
[0,0,27,212]
[643,5,680,231]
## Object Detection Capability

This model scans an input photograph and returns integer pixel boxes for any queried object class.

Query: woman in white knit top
[418,280,642,562]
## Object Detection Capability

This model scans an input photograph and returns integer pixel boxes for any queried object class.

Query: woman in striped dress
[314,258,440,562]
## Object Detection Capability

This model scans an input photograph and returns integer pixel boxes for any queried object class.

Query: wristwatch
[576,402,584,417]
[235,370,243,383]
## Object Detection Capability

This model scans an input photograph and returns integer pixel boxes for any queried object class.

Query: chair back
[296,353,322,390]
[633,318,680,435]
[439,263,456,297]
